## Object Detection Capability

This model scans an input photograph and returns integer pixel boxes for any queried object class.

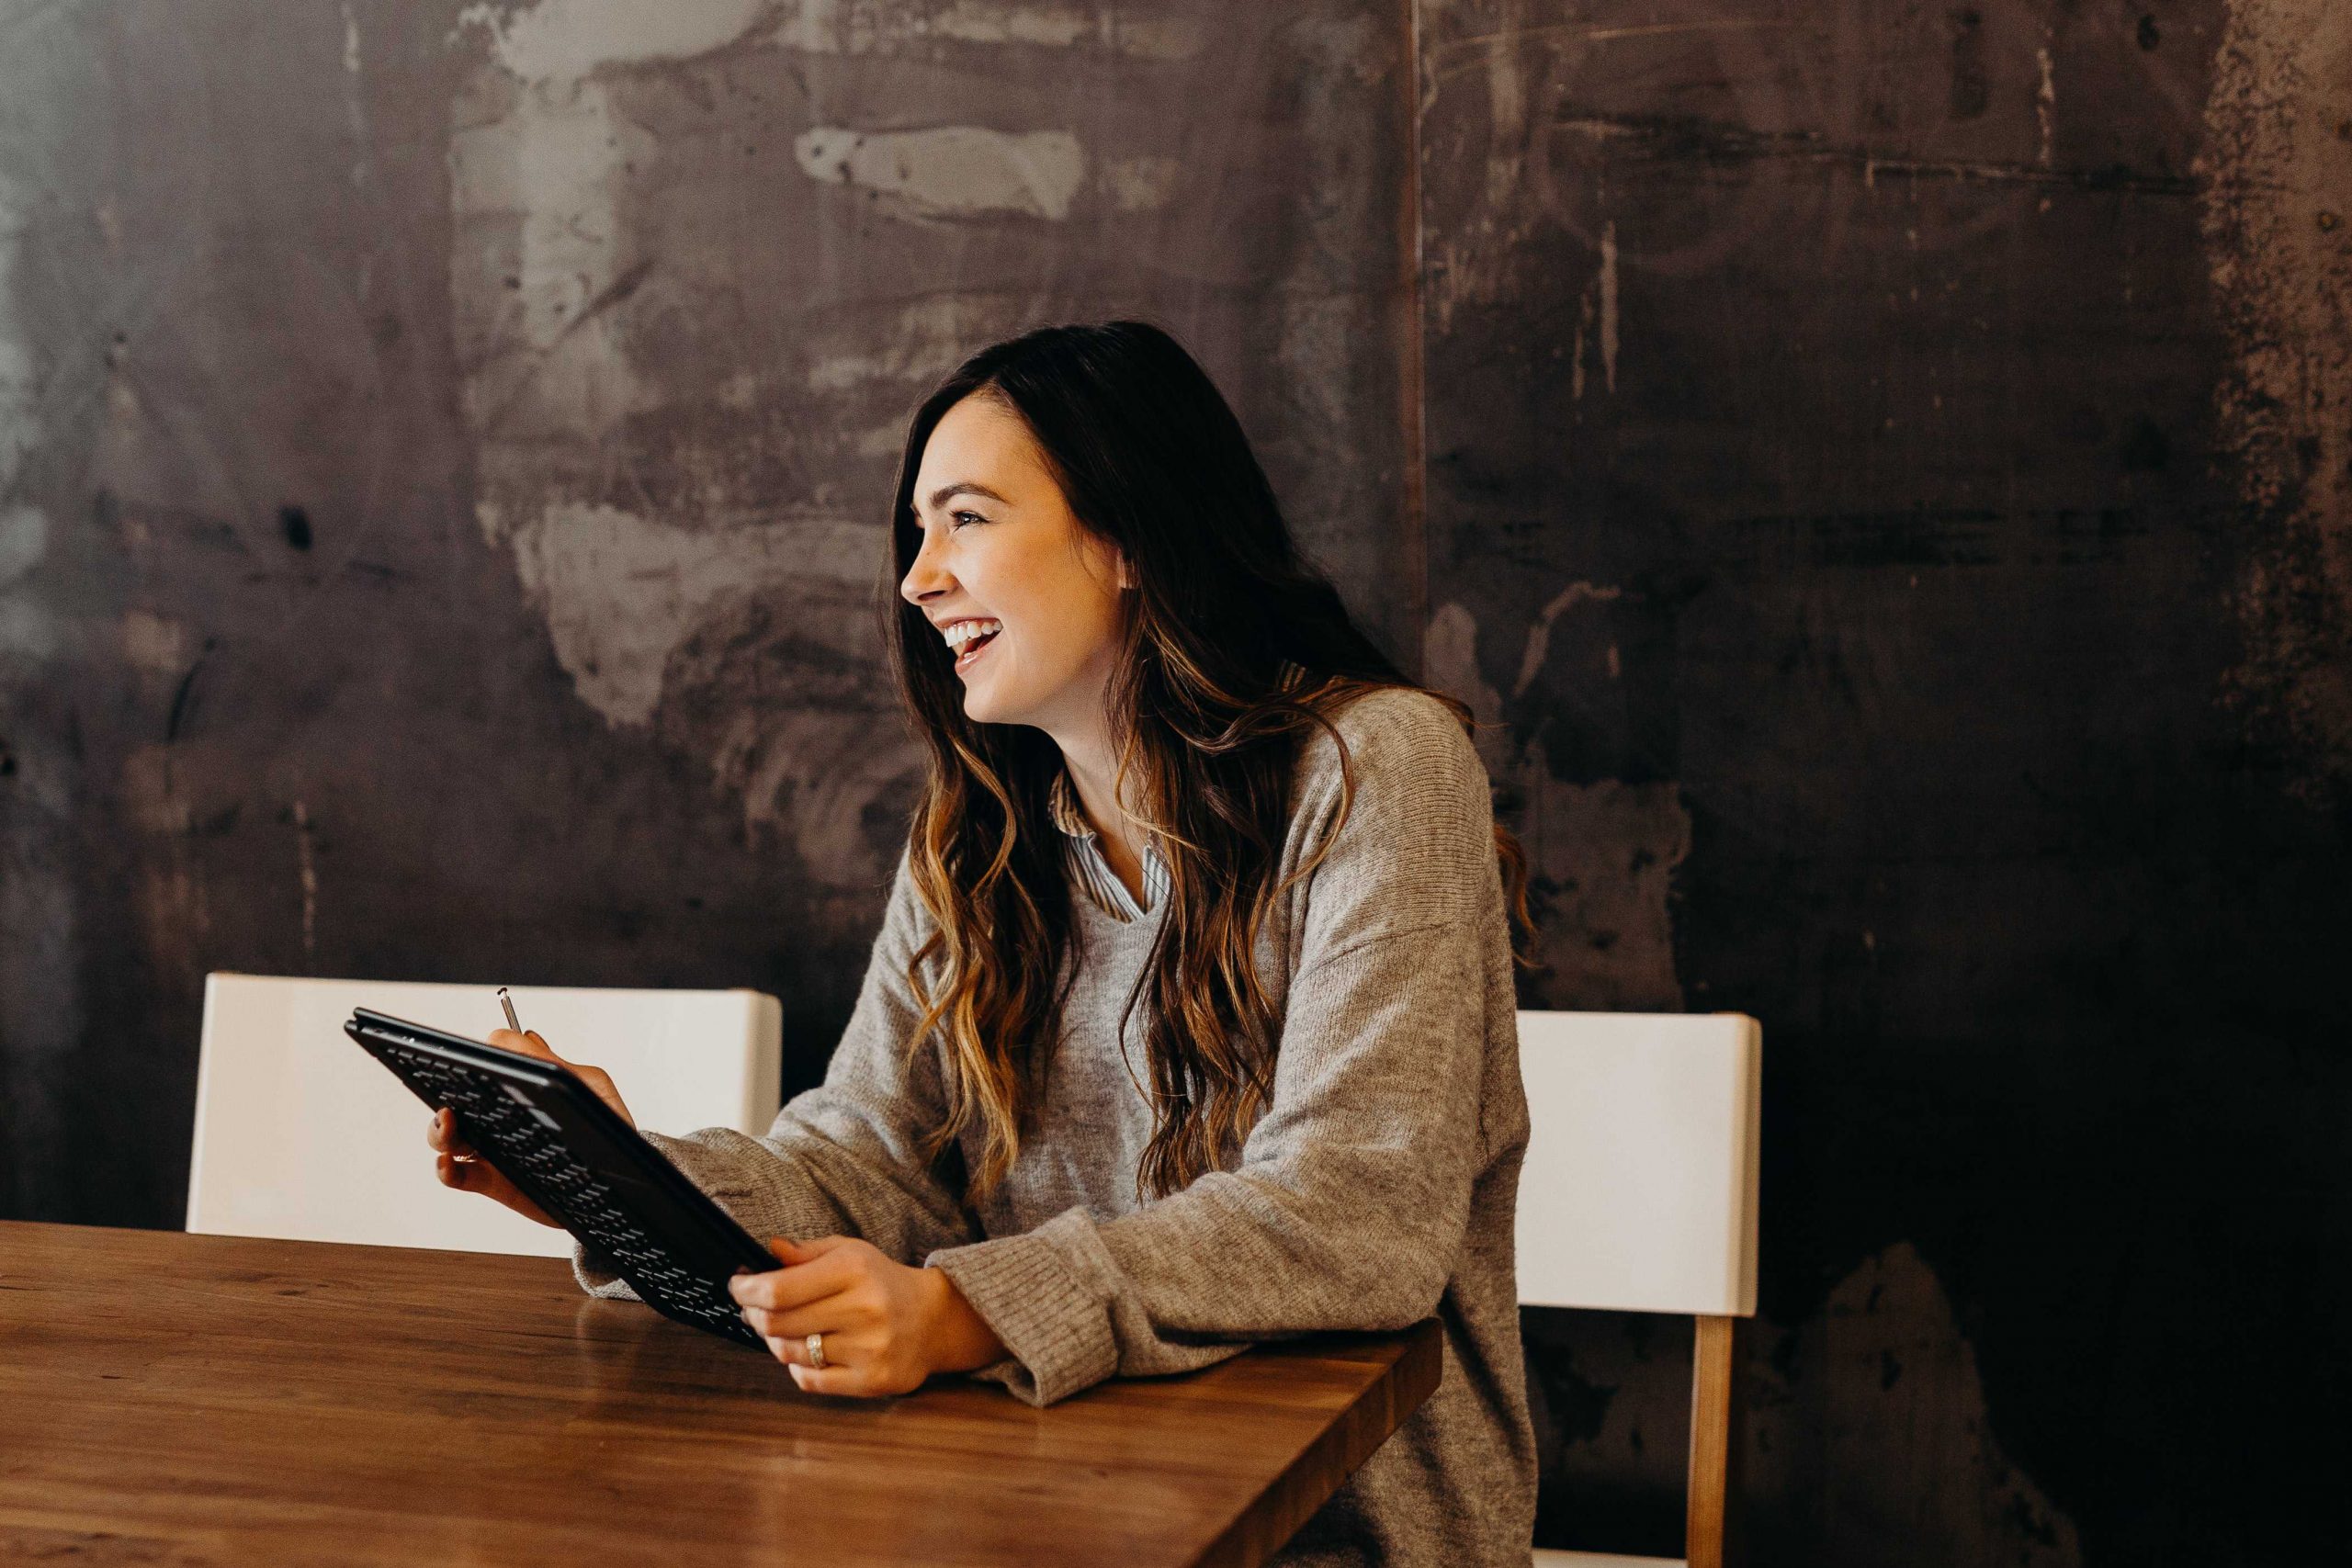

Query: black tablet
[345,1006,774,1349]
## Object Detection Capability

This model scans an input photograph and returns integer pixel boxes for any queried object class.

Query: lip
[952,626,1001,675]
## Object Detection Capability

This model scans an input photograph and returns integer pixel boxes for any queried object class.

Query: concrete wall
[1,2,2344,1562]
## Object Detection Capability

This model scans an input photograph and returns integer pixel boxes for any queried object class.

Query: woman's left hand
[729,1235,1007,1396]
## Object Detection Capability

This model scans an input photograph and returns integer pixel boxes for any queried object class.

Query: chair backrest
[187,973,782,1258]
[1514,1010,1760,1317]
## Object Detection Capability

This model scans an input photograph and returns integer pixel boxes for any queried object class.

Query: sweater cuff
[927,1209,1119,1406]
[570,1240,642,1301]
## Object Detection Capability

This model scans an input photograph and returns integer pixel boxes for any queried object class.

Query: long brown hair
[888,322,1524,1201]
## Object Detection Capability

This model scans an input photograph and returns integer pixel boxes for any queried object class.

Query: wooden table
[0,1222,1439,1566]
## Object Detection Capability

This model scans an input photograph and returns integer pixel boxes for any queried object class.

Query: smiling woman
[432,321,1538,1568]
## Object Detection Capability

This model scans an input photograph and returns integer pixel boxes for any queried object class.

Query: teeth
[940,618,1002,650]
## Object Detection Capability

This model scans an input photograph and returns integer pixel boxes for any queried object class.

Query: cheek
[963,532,1125,712]
[998,548,1113,660]
[1023,584,1122,682]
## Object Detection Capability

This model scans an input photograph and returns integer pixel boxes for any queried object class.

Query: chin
[960,678,1051,729]
[958,682,1013,727]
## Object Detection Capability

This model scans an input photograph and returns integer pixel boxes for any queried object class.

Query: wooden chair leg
[1686,1314,1744,1568]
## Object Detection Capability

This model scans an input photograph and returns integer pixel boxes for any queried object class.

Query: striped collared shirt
[1046,769,1170,921]
[1047,662,1309,921]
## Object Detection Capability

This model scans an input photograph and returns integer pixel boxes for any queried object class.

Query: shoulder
[1293,685,1489,812]
[1282,686,1503,948]
[1286,685,1496,871]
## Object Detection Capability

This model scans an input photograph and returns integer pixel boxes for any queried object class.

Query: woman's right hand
[426,1028,637,1228]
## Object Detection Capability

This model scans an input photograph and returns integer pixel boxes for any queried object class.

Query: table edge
[1192,1318,1445,1568]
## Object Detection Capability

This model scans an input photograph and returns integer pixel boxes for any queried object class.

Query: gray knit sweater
[573,688,1537,1565]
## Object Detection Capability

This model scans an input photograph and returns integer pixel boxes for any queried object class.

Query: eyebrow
[924,481,1011,512]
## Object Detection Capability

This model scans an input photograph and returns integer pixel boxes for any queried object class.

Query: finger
[440,1153,554,1224]
[732,1260,854,1317]
[745,1301,868,1342]
[731,1238,844,1293]
[439,1153,496,1193]
[763,1235,826,1268]
[758,1329,860,1370]
[486,1027,557,1062]
[498,1032,631,1125]
[787,1362,871,1398]
[729,1250,858,1313]
[427,1109,479,1158]
[748,1235,854,1274]
[741,1295,863,1340]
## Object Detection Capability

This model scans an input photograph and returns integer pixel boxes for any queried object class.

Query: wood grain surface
[0,1222,1440,1567]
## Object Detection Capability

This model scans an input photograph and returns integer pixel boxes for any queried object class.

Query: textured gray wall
[2,2,2346,1564]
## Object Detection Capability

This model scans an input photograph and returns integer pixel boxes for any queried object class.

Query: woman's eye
[950,511,987,529]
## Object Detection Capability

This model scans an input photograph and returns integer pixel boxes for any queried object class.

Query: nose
[899,521,954,606]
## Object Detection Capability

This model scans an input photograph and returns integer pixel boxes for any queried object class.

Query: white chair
[187,972,782,1258]
[1518,1010,1762,1568]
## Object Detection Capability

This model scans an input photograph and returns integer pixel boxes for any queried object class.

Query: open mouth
[950,629,997,671]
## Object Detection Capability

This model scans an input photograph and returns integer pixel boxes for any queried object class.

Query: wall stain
[1744,1244,2083,1565]
[793,125,1088,220]
[1426,598,1689,1010]
[769,1,1204,59]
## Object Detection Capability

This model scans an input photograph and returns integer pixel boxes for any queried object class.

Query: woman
[430,321,1537,1565]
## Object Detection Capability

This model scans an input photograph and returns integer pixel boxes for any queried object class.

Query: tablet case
[345,1007,775,1348]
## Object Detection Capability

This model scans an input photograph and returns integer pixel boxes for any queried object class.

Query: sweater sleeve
[571,850,977,1299]
[925,692,1506,1405]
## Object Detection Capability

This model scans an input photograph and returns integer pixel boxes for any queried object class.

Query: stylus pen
[497,987,522,1033]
